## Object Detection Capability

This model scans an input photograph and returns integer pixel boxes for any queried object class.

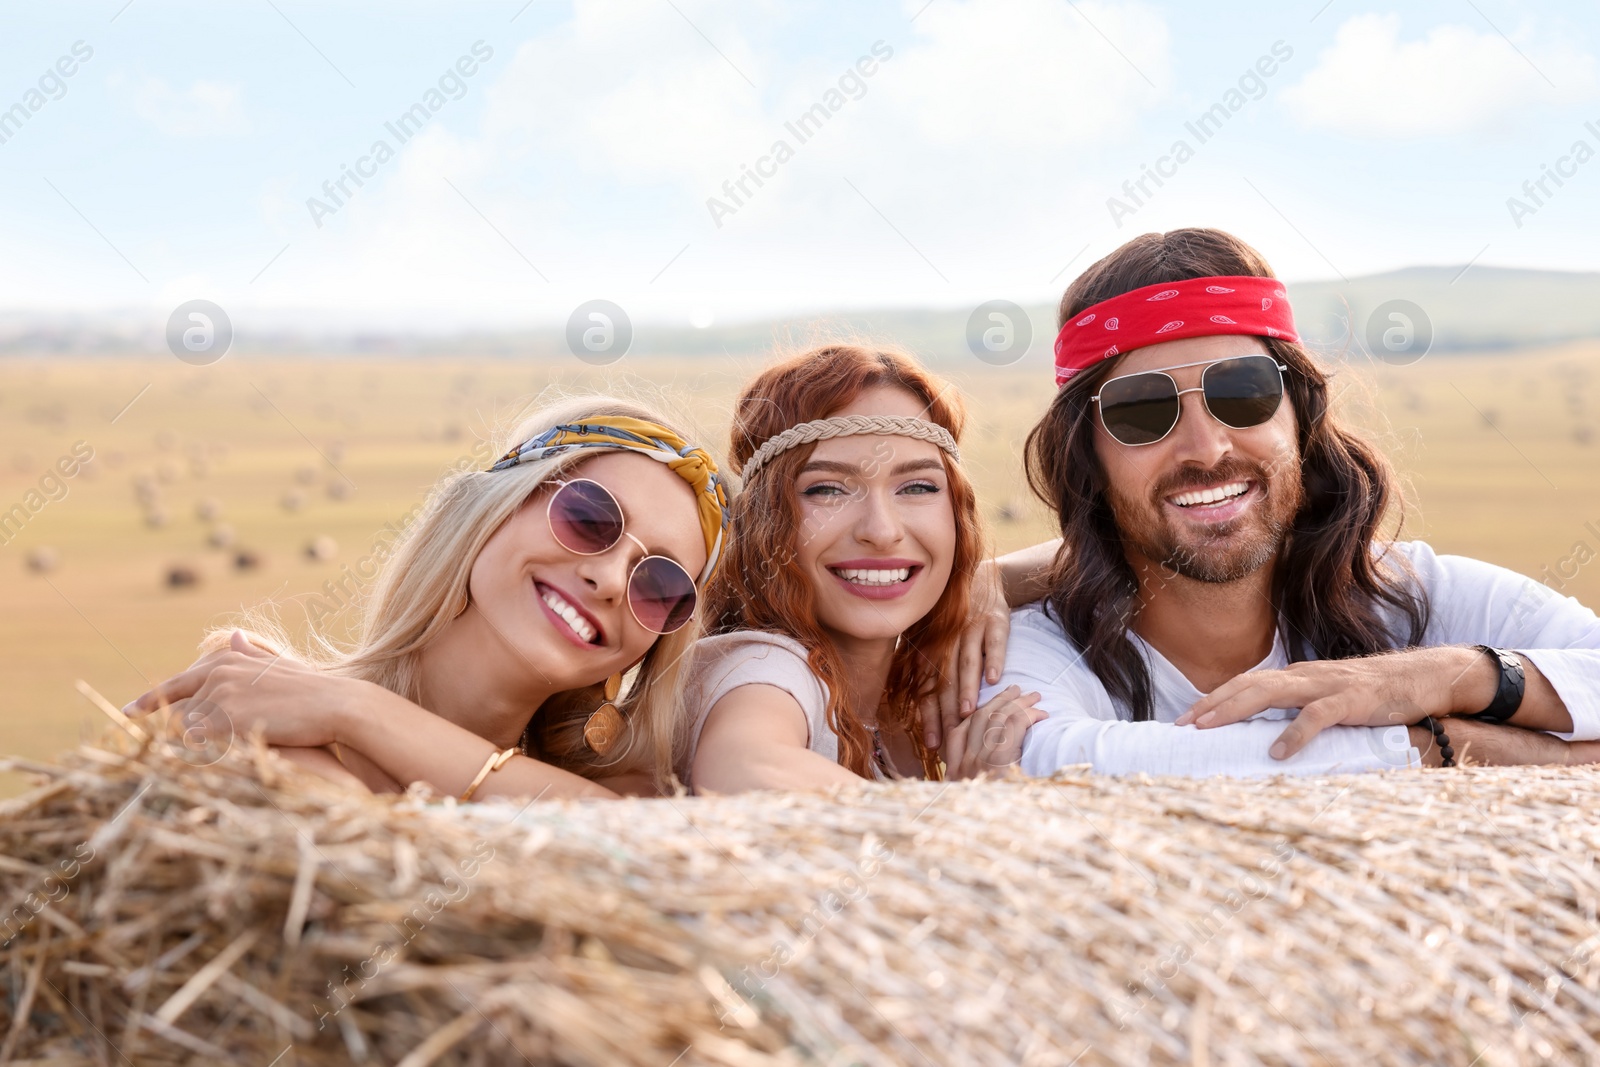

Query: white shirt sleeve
[1397,540,1600,741]
[990,605,1416,778]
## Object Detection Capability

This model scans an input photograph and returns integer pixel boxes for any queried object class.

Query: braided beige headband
[740,415,961,482]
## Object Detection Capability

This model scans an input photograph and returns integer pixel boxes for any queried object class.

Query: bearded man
[980,227,1600,776]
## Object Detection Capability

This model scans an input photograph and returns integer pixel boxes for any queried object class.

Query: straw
[2,724,1599,1066]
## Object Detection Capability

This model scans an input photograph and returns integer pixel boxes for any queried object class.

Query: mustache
[1150,460,1269,501]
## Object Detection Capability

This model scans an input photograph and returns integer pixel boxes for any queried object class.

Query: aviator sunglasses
[1092,354,1289,447]
[546,478,698,635]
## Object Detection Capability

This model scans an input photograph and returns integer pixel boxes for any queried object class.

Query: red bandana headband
[1053,275,1299,386]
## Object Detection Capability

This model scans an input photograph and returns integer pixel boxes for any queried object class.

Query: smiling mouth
[536,582,601,645]
[1167,480,1252,509]
[827,565,919,587]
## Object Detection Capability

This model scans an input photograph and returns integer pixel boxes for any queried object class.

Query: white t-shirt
[984,540,1600,778]
[682,631,851,786]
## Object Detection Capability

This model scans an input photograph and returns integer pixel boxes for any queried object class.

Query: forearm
[331,680,616,801]
[274,746,371,791]
[1442,646,1574,734]
[692,742,860,794]
[1418,717,1579,767]
[593,771,661,796]
[995,539,1063,607]
[1410,545,1600,738]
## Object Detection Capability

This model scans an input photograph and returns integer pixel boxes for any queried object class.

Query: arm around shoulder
[995,539,1064,607]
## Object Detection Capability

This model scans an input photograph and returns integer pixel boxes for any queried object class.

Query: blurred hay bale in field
[162,565,200,590]
[23,547,58,574]
[2,732,1599,1066]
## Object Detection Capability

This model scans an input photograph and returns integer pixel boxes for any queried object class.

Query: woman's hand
[126,631,615,801]
[927,558,1012,751]
[940,684,1043,780]
[125,631,359,752]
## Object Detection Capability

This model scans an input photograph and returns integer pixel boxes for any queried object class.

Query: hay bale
[162,566,200,590]
[2,731,1598,1066]
[23,547,58,575]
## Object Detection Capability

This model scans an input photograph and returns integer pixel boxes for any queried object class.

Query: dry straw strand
[2,729,1599,1065]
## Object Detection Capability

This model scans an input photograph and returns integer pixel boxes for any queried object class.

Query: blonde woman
[125,397,731,801]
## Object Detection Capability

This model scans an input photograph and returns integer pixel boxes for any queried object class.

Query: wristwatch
[1467,645,1525,724]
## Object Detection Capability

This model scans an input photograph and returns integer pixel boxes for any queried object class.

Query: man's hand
[941,684,1044,780]
[1177,646,1574,760]
[1410,718,1600,767]
[927,558,1011,751]
[1175,647,1467,758]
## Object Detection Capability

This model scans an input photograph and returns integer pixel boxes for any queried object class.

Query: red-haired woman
[685,344,1046,791]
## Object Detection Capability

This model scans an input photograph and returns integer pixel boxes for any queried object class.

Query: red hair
[706,344,986,779]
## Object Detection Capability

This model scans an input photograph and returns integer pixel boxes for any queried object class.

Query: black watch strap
[1468,645,1525,724]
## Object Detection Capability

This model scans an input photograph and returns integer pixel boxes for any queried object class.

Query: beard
[1106,453,1305,585]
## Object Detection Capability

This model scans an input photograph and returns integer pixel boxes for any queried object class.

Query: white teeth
[832,566,913,586]
[1170,481,1250,508]
[541,588,597,643]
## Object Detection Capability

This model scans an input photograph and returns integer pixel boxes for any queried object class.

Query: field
[2,343,1597,796]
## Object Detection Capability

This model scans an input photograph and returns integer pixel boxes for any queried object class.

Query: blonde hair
[204,395,709,790]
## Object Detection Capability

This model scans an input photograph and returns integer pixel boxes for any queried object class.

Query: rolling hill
[3,265,1599,362]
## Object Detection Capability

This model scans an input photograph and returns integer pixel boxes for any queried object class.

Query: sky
[0,0,1597,331]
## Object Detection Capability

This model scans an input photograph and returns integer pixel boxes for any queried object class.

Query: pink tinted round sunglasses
[546,479,698,634]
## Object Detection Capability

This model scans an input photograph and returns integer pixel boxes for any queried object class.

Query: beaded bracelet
[1418,715,1457,769]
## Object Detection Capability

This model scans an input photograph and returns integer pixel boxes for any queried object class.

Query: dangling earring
[583,674,624,755]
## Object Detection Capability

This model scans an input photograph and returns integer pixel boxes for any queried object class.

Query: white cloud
[1282,13,1596,138]
[467,0,1170,188]
[881,0,1166,148]
[125,76,248,137]
[243,0,1171,325]
[478,0,771,189]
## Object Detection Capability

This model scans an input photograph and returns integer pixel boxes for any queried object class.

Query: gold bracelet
[459,747,518,802]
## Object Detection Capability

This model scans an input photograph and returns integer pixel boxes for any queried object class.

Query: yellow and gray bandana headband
[490,416,731,584]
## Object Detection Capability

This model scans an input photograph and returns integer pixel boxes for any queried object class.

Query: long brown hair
[706,344,985,778]
[1024,228,1429,720]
